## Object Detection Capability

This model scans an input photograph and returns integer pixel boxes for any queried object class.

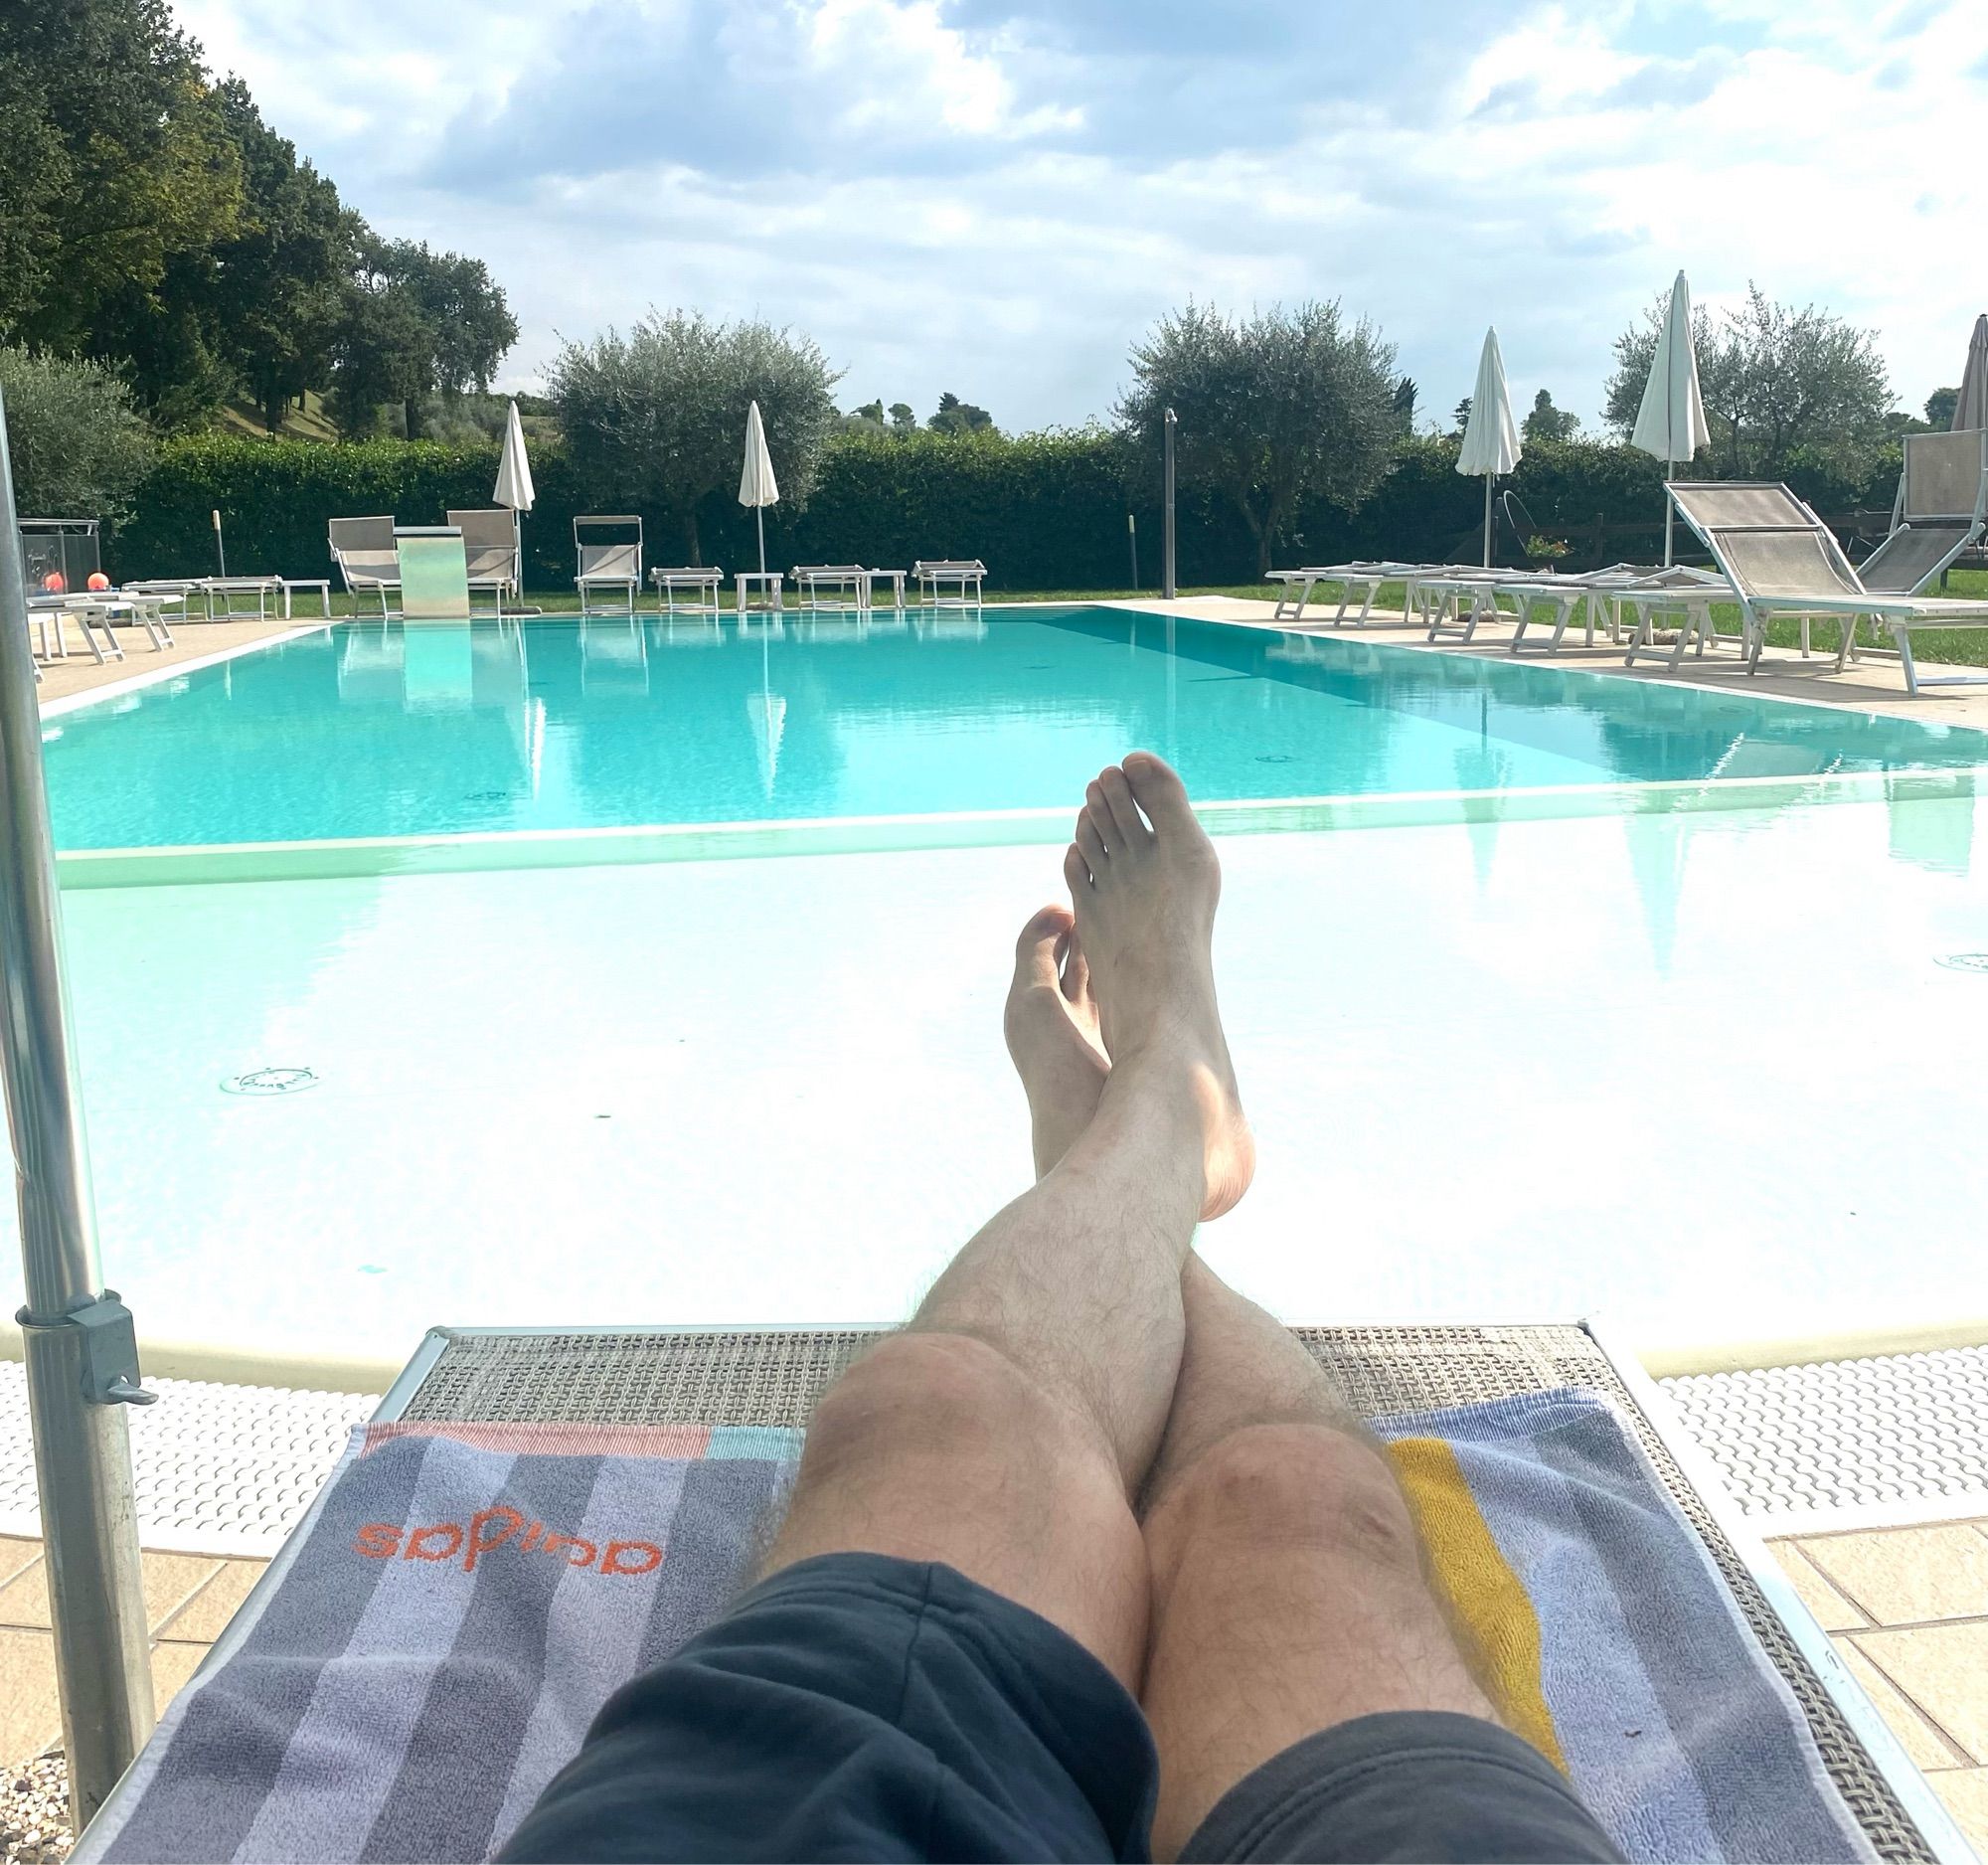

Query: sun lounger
[1266,562,1418,626]
[1669,479,1988,694]
[446,508,522,614]
[912,559,986,607]
[1504,564,1731,659]
[328,516,402,618]
[792,565,870,611]
[1857,428,1988,596]
[74,1319,1969,1865]
[575,516,643,617]
[650,567,725,614]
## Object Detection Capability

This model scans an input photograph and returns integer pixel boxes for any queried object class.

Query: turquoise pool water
[41,606,1988,850]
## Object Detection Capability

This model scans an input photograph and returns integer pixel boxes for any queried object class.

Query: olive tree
[1116,300,1398,578]
[1603,283,1891,476]
[0,345,155,528]
[548,310,842,562]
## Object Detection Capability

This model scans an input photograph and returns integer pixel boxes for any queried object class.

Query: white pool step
[1,1348,1984,1556]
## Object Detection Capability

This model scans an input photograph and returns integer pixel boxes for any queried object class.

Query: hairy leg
[1138,1256,1496,1857]
[766,756,1251,1690]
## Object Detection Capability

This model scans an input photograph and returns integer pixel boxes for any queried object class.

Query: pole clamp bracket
[14,1291,158,1405]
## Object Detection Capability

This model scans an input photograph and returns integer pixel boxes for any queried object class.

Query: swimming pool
[18,603,1988,1370]
[41,607,1988,856]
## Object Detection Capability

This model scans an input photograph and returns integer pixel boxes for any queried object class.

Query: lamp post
[1162,408,1177,600]
[0,386,156,1826]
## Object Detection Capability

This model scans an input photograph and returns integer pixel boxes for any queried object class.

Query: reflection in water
[1887,771,1976,876]
[580,614,650,695]
[41,607,1988,851]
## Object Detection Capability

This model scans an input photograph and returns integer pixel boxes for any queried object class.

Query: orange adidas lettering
[353,1517,662,1577]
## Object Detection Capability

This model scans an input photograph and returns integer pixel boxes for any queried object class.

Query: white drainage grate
[0,1360,372,1558]
[1662,1346,1988,1533]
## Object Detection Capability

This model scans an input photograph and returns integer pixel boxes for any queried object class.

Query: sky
[173,0,1988,435]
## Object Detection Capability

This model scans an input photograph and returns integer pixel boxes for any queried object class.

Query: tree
[1117,299,1398,578]
[888,403,915,433]
[1392,376,1417,434]
[0,0,245,414]
[326,237,517,437]
[1604,284,1891,476]
[0,346,156,530]
[1926,386,1960,428]
[200,80,355,431]
[1522,389,1579,443]
[548,309,843,561]
[1452,396,1472,435]
[928,391,995,435]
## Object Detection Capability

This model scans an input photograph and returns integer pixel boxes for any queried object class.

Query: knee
[1148,1422,1423,1582]
[802,1331,1050,1477]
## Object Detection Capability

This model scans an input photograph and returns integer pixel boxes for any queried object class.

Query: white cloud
[169,0,1988,432]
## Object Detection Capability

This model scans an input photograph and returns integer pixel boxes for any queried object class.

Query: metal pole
[755,507,766,577]
[1664,478,1675,568]
[1483,476,1493,569]
[212,508,227,580]
[1162,409,1177,600]
[0,386,155,1827]
[1127,513,1138,592]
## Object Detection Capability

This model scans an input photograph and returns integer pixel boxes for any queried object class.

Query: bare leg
[765,755,1252,1689]
[1138,1257,1497,1858]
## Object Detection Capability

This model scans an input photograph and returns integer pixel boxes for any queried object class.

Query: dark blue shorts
[502,1552,1622,1863]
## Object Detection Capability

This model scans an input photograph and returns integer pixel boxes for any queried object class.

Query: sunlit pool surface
[17,606,1988,1365]
[40,607,1988,850]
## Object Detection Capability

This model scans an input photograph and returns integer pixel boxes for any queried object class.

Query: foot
[1065,753,1254,1220]
[1005,904,1109,1178]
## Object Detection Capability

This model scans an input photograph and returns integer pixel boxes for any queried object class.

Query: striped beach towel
[79,1394,1873,1864]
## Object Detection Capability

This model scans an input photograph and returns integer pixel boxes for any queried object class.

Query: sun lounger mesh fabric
[1859,527,1970,595]
[1902,430,1986,520]
[1718,531,1865,598]
[579,545,640,580]
[396,1325,1931,1862]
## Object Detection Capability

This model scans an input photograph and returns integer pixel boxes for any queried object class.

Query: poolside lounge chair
[1857,427,1988,596]
[328,516,402,617]
[912,559,986,607]
[651,567,725,614]
[1668,479,1988,694]
[75,1318,1964,1864]
[446,508,522,614]
[1266,562,1418,626]
[792,565,870,611]
[575,516,643,617]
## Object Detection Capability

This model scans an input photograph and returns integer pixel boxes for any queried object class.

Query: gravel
[1,1754,72,1865]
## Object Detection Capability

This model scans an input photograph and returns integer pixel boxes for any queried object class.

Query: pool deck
[33,615,321,706]
[1098,594,1988,732]
[0,1517,1983,1859]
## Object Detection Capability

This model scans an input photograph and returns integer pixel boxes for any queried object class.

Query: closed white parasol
[739,401,779,575]
[1456,327,1521,567]
[1630,271,1711,565]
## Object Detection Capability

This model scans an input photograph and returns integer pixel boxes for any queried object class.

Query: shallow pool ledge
[52,766,1979,889]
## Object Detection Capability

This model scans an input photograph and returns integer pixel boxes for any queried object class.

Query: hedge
[109,429,1908,591]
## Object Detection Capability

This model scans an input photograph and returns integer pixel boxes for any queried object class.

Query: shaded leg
[765,754,1252,1690]
[1138,1256,1497,1857]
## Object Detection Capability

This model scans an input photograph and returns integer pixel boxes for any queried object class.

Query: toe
[1076,805,1108,874]
[1015,904,1075,986]
[1064,840,1092,895]
[1061,929,1090,1005]
[1122,752,1194,832]
[1097,765,1150,850]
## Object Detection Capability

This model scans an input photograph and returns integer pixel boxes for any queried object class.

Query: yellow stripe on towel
[1387,1436,1568,1774]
